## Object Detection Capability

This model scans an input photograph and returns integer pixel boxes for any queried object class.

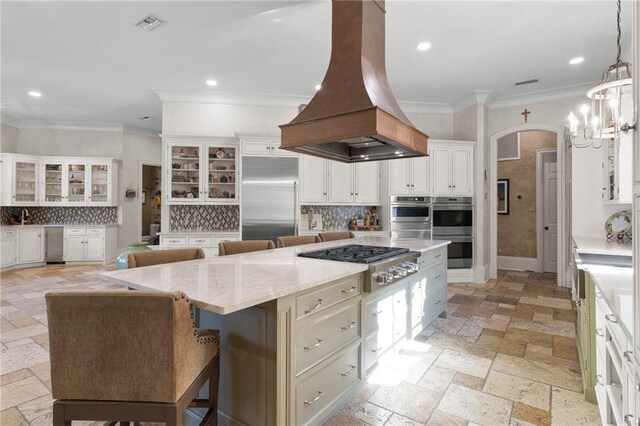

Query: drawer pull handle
[595,328,604,337]
[435,300,442,305]
[341,321,356,330]
[605,314,618,324]
[435,254,442,258]
[304,390,323,406]
[340,365,356,377]
[623,351,633,363]
[596,375,604,386]
[372,310,384,317]
[305,299,323,314]
[435,274,442,280]
[341,286,357,294]
[595,292,603,298]
[371,346,384,353]
[304,339,323,350]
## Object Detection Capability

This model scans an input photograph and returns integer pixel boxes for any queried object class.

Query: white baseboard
[448,268,473,283]
[497,255,538,272]
[472,263,490,283]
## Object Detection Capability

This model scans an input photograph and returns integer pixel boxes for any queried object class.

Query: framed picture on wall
[497,179,509,215]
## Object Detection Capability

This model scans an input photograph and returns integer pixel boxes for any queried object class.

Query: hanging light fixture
[568,0,635,148]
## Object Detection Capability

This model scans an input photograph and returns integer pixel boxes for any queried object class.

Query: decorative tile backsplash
[0,206,119,225]
[169,205,239,231]
[300,205,378,230]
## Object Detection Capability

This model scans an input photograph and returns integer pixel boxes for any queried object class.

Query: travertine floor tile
[418,365,456,393]
[483,370,551,411]
[550,386,600,425]
[504,327,554,348]
[512,402,550,426]
[0,342,49,375]
[386,413,424,426]
[438,384,512,426]
[352,402,392,426]
[492,354,582,392]
[0,376,49,410]
[369,382,441,423]
[474,333,526,357]
[427,409,468,426]
[0,407,28,425]
[434,349,492,379]
[509,317,576,338]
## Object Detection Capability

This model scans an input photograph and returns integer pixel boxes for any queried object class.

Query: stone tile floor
[0,266,600,425]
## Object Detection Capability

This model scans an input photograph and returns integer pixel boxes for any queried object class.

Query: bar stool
[128,248,206,268]
[218,240,275,256]
[276,235,320,248]
[47,290,219,426]
[317,231,356,242]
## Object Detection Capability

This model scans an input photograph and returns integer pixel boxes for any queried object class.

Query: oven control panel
[371,261,419,286]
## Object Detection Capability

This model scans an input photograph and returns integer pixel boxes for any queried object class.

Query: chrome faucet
[21,208,29,225]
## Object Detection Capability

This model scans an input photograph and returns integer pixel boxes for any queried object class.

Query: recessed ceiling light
[139,116,153,121]
[272,18,282,23]
[417,42,431,51]
[569,57,584,65]
[314,84,322,91]
[206,80,218,87]
[28,91,42,98]
[136,14,164,31]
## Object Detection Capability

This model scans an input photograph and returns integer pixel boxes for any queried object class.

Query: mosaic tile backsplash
[0,207,119,225]
[169,205,239,231]
[300,205,378,230]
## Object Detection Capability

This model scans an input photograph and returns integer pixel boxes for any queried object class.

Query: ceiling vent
[136,14,164,31]
[515,79,539,86]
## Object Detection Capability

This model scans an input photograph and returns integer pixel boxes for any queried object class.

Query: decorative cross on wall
[521,108,531,123]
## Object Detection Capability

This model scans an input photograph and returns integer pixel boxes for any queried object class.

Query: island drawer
[364,293,393,335]
[295,302,360,375]
[296,275,361,320]
[1,229,17,238]
[424,283,447,324]
[419,247,446,268]
[188,236,214,246]
[364,330,392,372]
[160,236,187,247]
[296,344,360,426]
[425,262,446,288]
[85,227,105,235]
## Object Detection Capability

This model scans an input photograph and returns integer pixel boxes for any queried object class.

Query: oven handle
[391,203,432,208]
[436,236,473,243]
[432,205,472,211]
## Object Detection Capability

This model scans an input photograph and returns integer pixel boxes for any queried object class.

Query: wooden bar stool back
[218,240,275,256]
[317,231,356,242]
[276,235,320,248]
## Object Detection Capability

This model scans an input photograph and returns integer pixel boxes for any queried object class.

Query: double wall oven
[390,196,431,239]
[432,197,473,269]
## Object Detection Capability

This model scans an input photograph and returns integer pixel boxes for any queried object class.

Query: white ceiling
[1,1,633,132]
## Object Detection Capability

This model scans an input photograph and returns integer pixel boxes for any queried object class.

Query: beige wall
[16,128,123,158]
[1,124,19,153]
[497,130,555,258]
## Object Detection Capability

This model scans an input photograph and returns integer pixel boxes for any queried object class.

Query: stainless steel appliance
[45,226,64,264]
[242,157,298,243]
[432,197,473,269]
[432,197,473,236]
[298,244,420,292]
[390,196,431,239]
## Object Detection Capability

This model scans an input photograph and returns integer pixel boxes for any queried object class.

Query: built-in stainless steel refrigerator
[241,157,298,243]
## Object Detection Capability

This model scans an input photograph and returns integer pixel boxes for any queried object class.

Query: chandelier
[567,0,634,148]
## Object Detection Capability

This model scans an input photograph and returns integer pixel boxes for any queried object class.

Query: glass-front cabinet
[13,159,38,204]
[67,163,87,204]
[89,163,110,204]
[42,162,64,204]
[166,140,239,205]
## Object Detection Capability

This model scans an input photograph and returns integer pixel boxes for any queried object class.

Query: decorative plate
[605,210,632,235]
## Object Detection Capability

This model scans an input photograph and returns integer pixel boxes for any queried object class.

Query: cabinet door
[168,143,203,203]
[410,156,430,195]
[18,229,42,263]
[65,236,86,261]
[389,158,411,195]
[88,163,111,205]
[431,147,452,195]
[13,159,38,205]
[205,144,238,203]
[1,238,17,267]
[42,162,64,204]
[242,140,271,156]
[85,236,104,260]
[354,162,380,204]
[67,163,88,204]
[270,140,298,157]
[452,147,473,196]
[299,155,326,203]
[634,194,640,366]
[327,161,353,203]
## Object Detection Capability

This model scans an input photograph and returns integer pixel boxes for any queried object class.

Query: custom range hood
[279,0,428,163]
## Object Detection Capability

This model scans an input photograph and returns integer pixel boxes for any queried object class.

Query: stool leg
[52,402,71,426]
[165,406,181,426]
[208,355,220,425]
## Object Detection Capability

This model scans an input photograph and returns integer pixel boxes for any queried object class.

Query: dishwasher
[45,226,65,264]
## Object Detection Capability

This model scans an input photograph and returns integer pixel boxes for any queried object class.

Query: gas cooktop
[298,244,410,264]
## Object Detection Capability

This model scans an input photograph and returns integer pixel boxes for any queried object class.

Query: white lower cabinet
[159,232,239,256]
[1,230,18,267]
[64,227,115,263]
[18,228,44,263]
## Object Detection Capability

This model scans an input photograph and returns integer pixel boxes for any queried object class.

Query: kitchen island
[100,237,450,426]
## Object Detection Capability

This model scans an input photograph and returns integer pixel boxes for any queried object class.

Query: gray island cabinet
[101,237,449,425]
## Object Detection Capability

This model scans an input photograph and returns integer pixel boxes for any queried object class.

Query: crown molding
[489,81,595,110]
[18,120,124,132]
[123,124,161,139]
[151,87,310,109]
[451,90,495,114]
[398,101,452,115]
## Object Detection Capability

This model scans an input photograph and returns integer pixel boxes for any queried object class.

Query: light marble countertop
[583,264,633,340]
[573,236,632,257]
[100,237,450,315]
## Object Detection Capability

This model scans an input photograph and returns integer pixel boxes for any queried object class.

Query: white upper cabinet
[238,134,297,158]
[299,155,381,205]
[431,147,452,195]
[1,154,117,207]
[300,154,327,204]
[431,143,474,197]
[389,158,411,195]
[410,156,430,195]
[451,147,473,196]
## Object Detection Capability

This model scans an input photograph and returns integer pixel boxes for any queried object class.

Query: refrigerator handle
[293,181,298,236]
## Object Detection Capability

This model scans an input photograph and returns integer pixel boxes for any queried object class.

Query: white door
[354,162,380,204]
[389,159,411,195]
[1,238,17,267]
[542,152,558,273]
[327,161,353,203]
[18,229,42,263]
[85,236,104,260]
[410,156,430,194]
[65,236,86,261]
[431,147,452,195]
[242,140,271,156]
[299,155,326,203]
[452,147,472,196]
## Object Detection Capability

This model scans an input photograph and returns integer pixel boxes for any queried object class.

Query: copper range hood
[279,0,428,163]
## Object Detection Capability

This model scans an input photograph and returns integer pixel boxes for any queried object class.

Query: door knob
[544,226,549,230]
